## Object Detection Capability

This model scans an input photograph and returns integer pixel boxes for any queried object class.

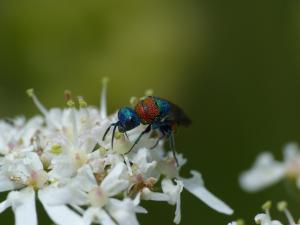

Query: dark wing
[151,96,192,126]
[169,102,192,127]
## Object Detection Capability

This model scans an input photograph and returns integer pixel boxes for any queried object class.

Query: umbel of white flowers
[228,201,300,225]
[239,143,300,192]
[0,79,233,225]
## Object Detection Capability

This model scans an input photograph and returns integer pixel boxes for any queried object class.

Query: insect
[102,96,191,165]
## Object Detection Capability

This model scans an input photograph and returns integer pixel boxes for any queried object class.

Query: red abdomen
[135,97,159,124]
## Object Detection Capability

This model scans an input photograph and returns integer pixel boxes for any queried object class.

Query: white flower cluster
[228,201,300,225]
[0,81,233,225]
[239,143,300,192]
[232,143,300,225]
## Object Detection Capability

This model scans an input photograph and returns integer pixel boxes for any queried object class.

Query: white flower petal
[0,173,16,192]
[74,165,97,192]
[101,163,129,196]
[8,187,37,225]
[39,190,85,225]
[39,186,87,206]
[46,108,63,129]
[161,179,183,224]
[131,148,158,179]
[123,155,133,176]
[16,116,44,146]
[83,207,117,225]
[255,213,283,225]
[161,179,183,204]
[141,188,169,201]
[23,152,44,171]
[0,199,11,213]
[78,134,98,154]
[239,152,285,192]
[283,143,300,161]
[174,180,183,224]
[182,171,233,215]
[132,193,147,214]
[106,199,140,225]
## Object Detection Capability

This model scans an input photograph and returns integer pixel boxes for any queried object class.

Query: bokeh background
[1,0,300,224]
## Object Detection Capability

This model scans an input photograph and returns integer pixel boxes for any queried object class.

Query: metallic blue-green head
[117,107,141,132]
[102,107,141,149]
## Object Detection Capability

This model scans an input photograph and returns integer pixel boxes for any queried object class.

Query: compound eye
[127,117,134,125]
[118,107,141,131]
[126,116,139,128]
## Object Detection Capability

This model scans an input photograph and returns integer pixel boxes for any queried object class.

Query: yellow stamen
[144,89,154,96]
[262,200,272,210]
[67,100,75,107]
[78,96,87,108]
[277,201,287,212]
[51,144,62,155]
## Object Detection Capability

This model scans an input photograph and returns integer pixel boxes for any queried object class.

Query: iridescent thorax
[135,96,171,124]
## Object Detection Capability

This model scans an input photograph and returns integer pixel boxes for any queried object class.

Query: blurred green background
[1,0,300,224]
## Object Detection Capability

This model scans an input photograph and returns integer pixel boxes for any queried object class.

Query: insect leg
[169,131,179,166]
[111,123,118,149]
[102,122,117,141]
[150,132,165,149]
[125,124,152,154]
[124,132,129,140]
